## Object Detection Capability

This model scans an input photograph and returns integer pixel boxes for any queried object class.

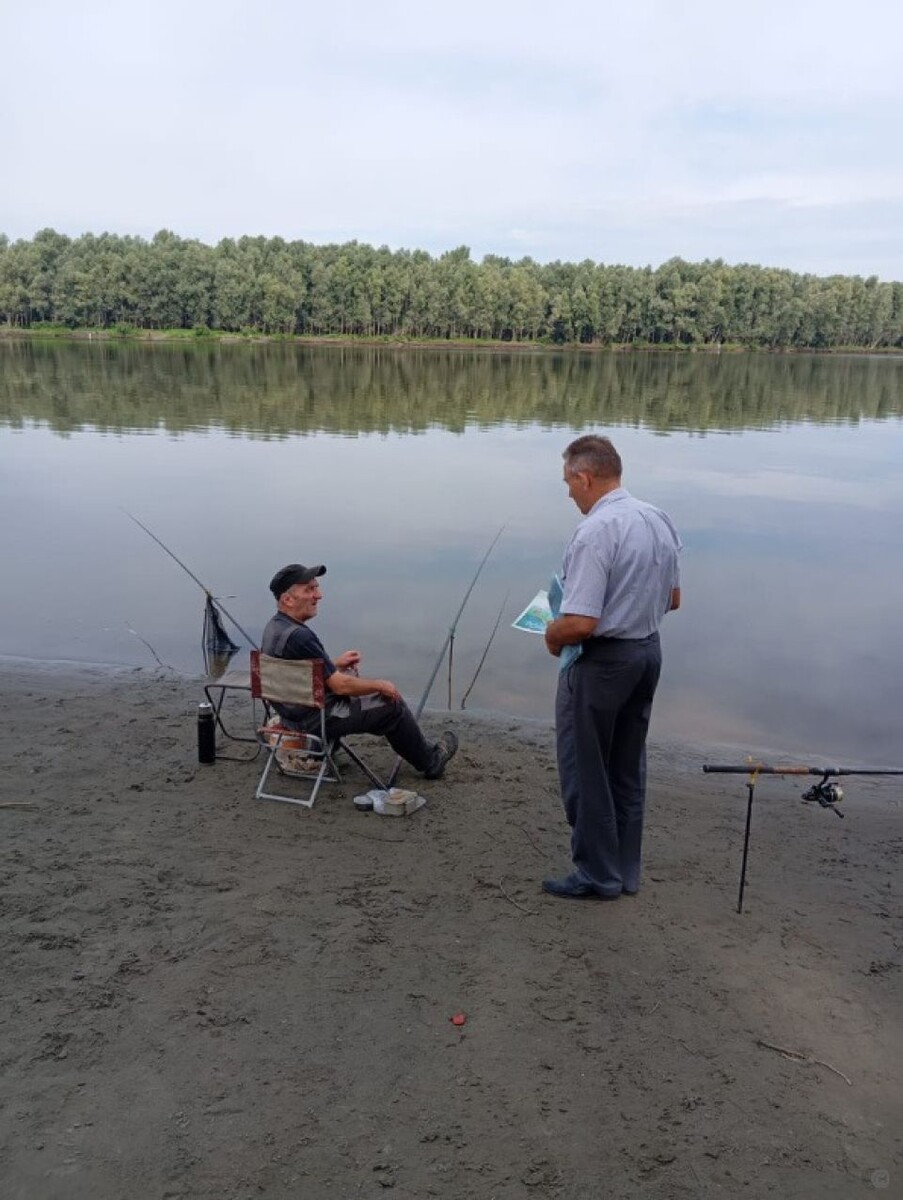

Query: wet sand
[1,660,900,1199]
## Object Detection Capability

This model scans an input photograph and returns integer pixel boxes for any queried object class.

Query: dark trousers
[314,694,436,774]
[555,633,662,896]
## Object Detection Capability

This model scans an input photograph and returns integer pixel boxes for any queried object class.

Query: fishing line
[123,510,258,649]
[386,524,506,788]
[460,588,510,710]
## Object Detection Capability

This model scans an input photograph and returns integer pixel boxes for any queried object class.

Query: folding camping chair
[250,650,386,808]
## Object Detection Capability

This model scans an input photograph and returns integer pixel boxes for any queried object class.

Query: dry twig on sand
[499,876,539,915]
[518,824,547,858]
[755,1038,852,1086]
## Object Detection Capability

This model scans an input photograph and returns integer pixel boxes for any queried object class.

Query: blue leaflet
[548,574,583,672]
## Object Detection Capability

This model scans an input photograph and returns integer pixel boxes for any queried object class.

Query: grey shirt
[260,611,338,725]
[560,487,682,640]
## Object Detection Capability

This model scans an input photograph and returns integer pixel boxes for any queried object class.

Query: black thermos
[197,702,216,764]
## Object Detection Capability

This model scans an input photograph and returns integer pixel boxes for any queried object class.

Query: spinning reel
[801,773,844,818]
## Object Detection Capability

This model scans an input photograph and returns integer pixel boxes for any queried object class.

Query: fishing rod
[124,510,258,649]
[386,524,506,789]
[703,762,903,913]
[703,764,903,776]
[460,589,510,711]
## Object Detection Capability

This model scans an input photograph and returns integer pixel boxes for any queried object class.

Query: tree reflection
[1,341,901,436]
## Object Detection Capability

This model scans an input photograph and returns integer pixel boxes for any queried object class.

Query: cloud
[2,1,902,278]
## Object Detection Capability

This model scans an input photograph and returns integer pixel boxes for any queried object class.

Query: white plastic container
[353,788,426,816]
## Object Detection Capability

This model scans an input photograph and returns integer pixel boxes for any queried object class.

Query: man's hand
[374,679,402,703]
[545,613,598,656]
[326,670,402,702]
[335,649,362,671]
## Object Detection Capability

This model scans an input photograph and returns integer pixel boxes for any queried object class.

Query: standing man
[543,435,681,900]
[262,563,458,781]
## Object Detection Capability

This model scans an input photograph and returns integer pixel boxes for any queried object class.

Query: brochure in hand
[512,575,582,669]
[511,591,552,634]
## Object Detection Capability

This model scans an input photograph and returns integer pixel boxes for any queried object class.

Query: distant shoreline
[2,327,900,355]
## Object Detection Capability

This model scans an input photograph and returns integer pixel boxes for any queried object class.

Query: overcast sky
[3,0,901,279]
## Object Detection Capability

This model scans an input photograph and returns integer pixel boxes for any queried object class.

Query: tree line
[1,228,902,348]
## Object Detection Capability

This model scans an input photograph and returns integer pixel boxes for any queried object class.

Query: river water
[2,340,902,763]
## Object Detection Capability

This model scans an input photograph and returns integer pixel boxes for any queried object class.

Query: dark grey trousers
[287,693,436,774]
[327,694,436,773]
[555,633,662,896]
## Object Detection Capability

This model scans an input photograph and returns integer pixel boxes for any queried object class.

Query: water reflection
[1,343,901,764]
[1,340,903,435]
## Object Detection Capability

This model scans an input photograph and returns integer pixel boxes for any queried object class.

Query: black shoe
[542,873,619,900]
[424,731,459,779]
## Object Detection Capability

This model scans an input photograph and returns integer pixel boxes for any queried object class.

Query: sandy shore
[1,659,900,1199]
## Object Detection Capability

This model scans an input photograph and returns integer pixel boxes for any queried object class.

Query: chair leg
[306,754,334,808]
[337,739,387,790]
[204,684,261,754]
[255,742,312,807]
[255,734,342,810]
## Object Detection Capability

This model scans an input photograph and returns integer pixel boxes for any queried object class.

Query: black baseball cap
[269,563,326,599]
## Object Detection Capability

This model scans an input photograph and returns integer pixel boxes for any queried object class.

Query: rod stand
[737,779,756,914]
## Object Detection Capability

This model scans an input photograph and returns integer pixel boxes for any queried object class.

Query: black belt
[580,631,659,656]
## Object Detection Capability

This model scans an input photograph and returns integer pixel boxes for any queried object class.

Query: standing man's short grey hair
[562,435,623,481]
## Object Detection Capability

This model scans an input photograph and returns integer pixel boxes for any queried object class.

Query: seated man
[261,563,458,780]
